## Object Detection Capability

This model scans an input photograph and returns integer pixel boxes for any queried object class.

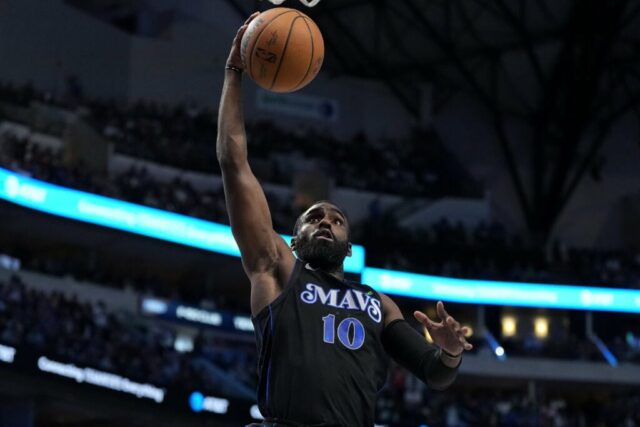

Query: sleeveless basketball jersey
[252,260,389,426]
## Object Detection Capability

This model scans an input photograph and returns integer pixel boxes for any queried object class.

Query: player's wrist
[441,347,462,358]
[225,61,244,73]
[439,348,462,367]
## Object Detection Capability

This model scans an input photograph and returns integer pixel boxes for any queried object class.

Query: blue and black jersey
[252,259,388,426]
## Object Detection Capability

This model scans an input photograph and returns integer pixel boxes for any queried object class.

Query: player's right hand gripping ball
[241,8,324,93]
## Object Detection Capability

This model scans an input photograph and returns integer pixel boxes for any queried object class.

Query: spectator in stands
[0,274,256,397]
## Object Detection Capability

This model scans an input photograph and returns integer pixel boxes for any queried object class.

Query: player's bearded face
[294,230,350,270]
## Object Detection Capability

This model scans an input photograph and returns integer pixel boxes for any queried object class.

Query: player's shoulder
[352,278,380,295]
[377,292,403,325]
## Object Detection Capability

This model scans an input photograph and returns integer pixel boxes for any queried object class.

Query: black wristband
[225,64,243,73]
[441,348,462,358]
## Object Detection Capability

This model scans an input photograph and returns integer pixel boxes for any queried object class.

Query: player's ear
[290,237,297,251]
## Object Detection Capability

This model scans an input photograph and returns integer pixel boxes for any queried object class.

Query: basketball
[241,8,324,93]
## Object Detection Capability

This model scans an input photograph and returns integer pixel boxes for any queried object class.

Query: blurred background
[0,0,640,426]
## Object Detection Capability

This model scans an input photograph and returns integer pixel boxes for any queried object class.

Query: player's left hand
[414,301,473,356]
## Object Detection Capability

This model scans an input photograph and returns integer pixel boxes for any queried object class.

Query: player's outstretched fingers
[437,301,451,321]
[414,310,438,330]
[456,327,472,350]
[445,316,460,334]
[459,335,473,350]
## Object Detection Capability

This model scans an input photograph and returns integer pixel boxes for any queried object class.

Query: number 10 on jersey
[322,314,365,350]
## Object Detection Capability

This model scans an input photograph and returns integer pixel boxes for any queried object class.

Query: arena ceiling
[71,0,640,118]
[222,1,639,116]
[66,0,640,238]
[227,0,640,238]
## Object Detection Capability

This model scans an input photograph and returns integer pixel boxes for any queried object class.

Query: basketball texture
[241,8,324,93]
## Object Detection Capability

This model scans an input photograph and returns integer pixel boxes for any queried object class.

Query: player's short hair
[293,200,350,239]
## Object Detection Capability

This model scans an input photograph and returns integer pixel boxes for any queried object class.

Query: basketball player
[218,13,472,427]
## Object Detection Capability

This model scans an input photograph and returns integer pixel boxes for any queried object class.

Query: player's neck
[320,266,345,281]
[306,261,345,281]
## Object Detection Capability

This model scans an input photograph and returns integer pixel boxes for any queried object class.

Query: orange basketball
[241,8,324,93]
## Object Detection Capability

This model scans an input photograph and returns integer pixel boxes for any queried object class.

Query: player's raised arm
[216,14,294,304]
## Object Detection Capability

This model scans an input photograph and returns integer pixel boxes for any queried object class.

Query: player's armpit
[248,234,297,315]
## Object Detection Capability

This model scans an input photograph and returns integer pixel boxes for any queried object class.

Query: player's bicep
[221,162,283,275]
[381,293,404,326]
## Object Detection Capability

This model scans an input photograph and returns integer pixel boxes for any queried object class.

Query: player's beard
[295,233,350,271]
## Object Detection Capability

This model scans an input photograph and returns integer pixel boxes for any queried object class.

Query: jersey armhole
[252,258,302,322]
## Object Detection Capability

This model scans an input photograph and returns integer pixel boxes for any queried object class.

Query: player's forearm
[216,70,248,167]
[381,320,460,391]
[422,349,460,391]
